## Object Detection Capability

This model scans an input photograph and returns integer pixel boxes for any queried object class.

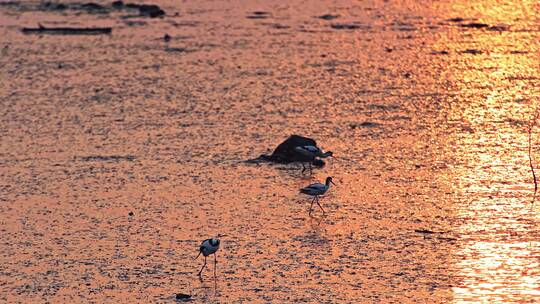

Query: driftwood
[22,25,112,35]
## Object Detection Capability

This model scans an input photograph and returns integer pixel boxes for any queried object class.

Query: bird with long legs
[300,177,336,215]
[195,238,220,282]
[294,145,333,174]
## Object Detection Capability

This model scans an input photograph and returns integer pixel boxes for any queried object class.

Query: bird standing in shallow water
[294,146,333,174]
[195,238,220,281]
[300,176,336,215]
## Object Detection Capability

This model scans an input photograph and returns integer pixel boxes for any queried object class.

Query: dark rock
[163,33,171,42]
[431,50,449,55]
[357,121,381,128]
[459,22,489,29]
[175,293,191,301]
[330,23,361,30]
[247,135,327,167]
[447,17,465,22]
[80,155,135,162]
[165,47,187,53]
[81,3,106,10]
[415,229,446,234]
[247,11,269,19]
[488,24,510,31]
[112,0,124,8]
[43,2,68,10]
[128,211,134,216]
[125,3,140,9]
[461,49,483,55]
[260,135,317,163]
[318,14,339,20]
[141,5,165,17]
[138,4,165,17]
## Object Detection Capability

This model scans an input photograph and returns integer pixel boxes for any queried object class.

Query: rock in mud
[137,4,165,17]
[248,135,326,167]
[459,22,489,29]
[175,293,191,301]
[330,23,362,30]
[318,14,339,20]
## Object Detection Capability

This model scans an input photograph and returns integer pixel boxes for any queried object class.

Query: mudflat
[1,0,539,303]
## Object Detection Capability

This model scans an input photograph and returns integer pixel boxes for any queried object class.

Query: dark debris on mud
[9,0,166,18]
[79,155,136,162]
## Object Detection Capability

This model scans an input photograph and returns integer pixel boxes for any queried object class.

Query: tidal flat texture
[1,0,539,303]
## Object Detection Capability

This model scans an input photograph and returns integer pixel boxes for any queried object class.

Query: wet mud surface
[1,0,539,303]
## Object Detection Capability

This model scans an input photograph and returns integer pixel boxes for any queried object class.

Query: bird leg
[316,197,325,214]
[308,162,313,174]
[301,163,307,174]
[309,196,316,215]
[214,253,217,279]
[198,256,207,281]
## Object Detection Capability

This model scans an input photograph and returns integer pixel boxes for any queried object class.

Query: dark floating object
[330,23,361,30]
[163,33,171,42]
[175,293,191,301]
[22,24,112,35]
[128,211,134,216]
[318,14,339,20]
[459,22,489,29]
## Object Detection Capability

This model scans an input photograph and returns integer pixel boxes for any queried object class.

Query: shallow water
[1,0,539,303]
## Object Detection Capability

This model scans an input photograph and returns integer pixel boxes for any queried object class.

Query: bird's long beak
[331,180,337,186]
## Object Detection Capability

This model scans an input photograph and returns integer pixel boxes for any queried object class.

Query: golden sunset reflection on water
[436,1,540,301]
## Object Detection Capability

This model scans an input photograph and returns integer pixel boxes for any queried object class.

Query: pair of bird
[196,176,336,281]
[295,145,336,215]
[294,145,333,174]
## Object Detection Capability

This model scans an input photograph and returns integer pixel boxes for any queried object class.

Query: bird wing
[304,183,325,191]
[302,146,320,153]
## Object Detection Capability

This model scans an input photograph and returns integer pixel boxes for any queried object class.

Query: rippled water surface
[1,0,539,303]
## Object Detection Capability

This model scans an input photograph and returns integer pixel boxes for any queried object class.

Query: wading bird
[294,146,333,174]
[300,177,336,215]
[195,238,220,281]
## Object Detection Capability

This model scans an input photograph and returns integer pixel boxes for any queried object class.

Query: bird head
[321,151,333,158]
[325,177,336,186]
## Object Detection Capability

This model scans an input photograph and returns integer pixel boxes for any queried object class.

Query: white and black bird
[300,176,336,215]
[195,238,220,281]
[294,145,333,173]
